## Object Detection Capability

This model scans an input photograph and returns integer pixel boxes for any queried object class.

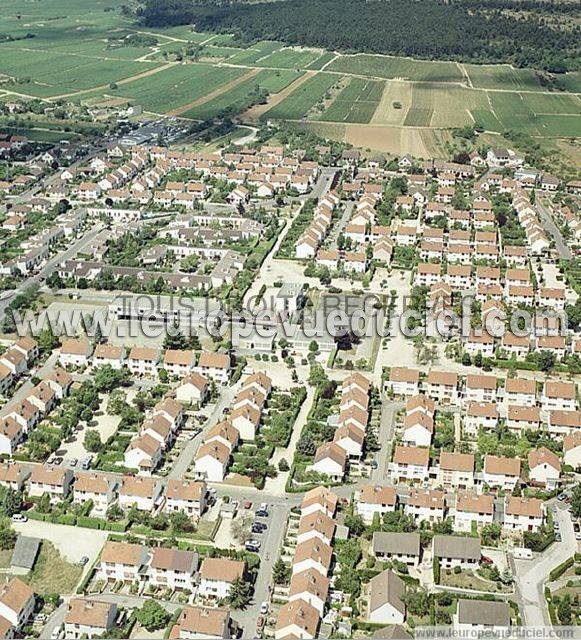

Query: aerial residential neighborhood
[0,0,579,638]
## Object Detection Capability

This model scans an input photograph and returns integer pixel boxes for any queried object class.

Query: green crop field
[319,78,383,123]
[255,47,323,70]
[109,64,247,114]
[0,47,152,97]
[327,54,464,83]
[226,41,283,66]
[0,0,578,142]
[184,69,303,120]
[464,64,543,91]
[307,52,336,71]
[264,73,339,120]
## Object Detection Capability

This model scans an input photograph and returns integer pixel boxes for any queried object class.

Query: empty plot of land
[328,53,464,83]
[319,77,383,123]
[464,64,543,91]
[265,72,338,120]
[371,81,412,125]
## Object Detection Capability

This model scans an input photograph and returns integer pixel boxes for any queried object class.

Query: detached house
[528,447,561,490]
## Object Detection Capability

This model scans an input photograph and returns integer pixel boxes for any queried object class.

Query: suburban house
[198,558,245,600]
[372,532,421,567]
[64,599,117,639]
[170,606,231,640]
[454,599,510,634]
[528,448,561,490]
[96,541,149,583]
[367,569,406,625]
[433,535,481,569]
[164,479,207,518]
[503,497,544,532]
[356,485,397,524]
[28,467,73,503]
[148,548,198,592]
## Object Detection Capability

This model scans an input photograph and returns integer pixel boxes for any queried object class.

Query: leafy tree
[1,488,23,517]
[297,433,317,456]
[0,519,17,550]
[135,600,170,631]
[93,365,131,392]
[84,430,103,453]
[558,594,572,624]
[570,483,581,519]
[169,510,195,533]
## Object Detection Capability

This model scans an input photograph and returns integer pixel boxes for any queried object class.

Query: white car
[51,626,61,640]
[11,514,27,523]
[260,602,269,614]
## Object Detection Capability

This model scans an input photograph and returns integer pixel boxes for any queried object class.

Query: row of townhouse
[57,259,212,293]
[390,447,561,491]
[96,539,245,599]
[194,372,273,481]
[308,373,371,482]
[295,192,341,259]
[5,465,208,520]
[0,366,71,457]
[0,336,38,396]
[386,367,578,418]
[59,338,231,383]
[275,487,340,639]
[123,397,186,475]
[513,190,551,254]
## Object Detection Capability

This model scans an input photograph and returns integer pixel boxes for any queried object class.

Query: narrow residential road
[0,221,104,322]
[168,382,239,480]
[328,201,354,249]
[536,198,572,259]
[235,503,287,636]
[513,504,576,627]
[371,399,404,483]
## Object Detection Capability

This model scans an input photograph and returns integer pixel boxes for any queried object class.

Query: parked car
[256,616,265,630]
[260,602,269,615]
[69,458,78,467]
[255,503,269,518]
[243,500,253,510]
[79,556,89,566]
[51,626,61,640]
[11,514,27,523]
[245,540,261,552]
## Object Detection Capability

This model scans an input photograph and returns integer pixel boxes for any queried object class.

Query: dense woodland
[139,0,580,71]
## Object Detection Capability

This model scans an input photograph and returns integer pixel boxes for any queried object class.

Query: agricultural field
[327,53,464,83]
[318,78,384,123]
[107,64,248,114]
[184,69,304,120]
[264,73,339,120]
[255,47,324,70]
[0,47,153,98]
[463,64,543,91]
[0,0,578,141]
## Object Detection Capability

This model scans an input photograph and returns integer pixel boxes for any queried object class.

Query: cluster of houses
[274,487,339,639]
[317,186,386,273]
[295,192,341,260]
[0,577,36,639]
[124,396,185,474]
[60,143,321,210]
[0,462,209,522]
[386,367,579,443]
[0,360,72,457]
[0,336,39,397]
[194,372,273,482]
[307,372,371,482]
[59,339,231,385]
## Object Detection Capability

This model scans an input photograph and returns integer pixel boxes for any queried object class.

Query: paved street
[371,398,403,482]
[537,198,572,259]
[512,504,577,627]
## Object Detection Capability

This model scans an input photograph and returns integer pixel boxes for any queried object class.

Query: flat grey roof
[11,536,41,570]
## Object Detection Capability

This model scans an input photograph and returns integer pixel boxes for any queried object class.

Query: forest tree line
[137,0,579,72]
